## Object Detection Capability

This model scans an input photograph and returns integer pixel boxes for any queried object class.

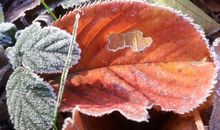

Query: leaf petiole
[40,0,58,21]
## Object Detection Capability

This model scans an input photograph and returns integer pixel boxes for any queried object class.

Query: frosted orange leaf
[52,1,216,122]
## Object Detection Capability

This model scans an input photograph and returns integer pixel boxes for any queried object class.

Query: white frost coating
[80,107,149,122]
[6,67,56,130]
[60,0,90,9]
[62,104,152,122]
[5,23,81,73]
[56,0,216,119]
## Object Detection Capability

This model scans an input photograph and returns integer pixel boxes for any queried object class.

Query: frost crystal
[6,67,56,130]
[6,23,81,73]
[60,0,89,9]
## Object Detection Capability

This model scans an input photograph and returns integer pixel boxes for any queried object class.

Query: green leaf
[59,0,89,9]
[6,23,81,73]
[149,0,220,33]
[6,67,56,130]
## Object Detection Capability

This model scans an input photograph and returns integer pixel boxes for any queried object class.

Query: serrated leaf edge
[6,67,56,130]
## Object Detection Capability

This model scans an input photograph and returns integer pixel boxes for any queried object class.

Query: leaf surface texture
[52,1,216,122]
[6,67,56,130]
[6,23,81,73]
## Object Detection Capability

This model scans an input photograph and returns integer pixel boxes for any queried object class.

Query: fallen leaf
[4,0,41,22]
[52,1,216,122]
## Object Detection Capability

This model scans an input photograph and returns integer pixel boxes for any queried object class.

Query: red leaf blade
[52,62,215,122]
[52,1,216,122]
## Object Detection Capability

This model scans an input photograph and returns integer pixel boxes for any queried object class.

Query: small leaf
[150,0,220,33]
[59,0,89,9]
[6,23,81,73]
[107,30,153,52]
[6,67,56,130]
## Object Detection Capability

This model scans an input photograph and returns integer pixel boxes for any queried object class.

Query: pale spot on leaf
[107,30,153,52]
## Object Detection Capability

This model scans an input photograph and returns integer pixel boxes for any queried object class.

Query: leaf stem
[52,13,80,129]
[40,0,58,21]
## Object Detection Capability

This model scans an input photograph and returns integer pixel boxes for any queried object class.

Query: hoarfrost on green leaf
[6,67,56,130]
[6,23,81,73]
[60,0,89,9]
